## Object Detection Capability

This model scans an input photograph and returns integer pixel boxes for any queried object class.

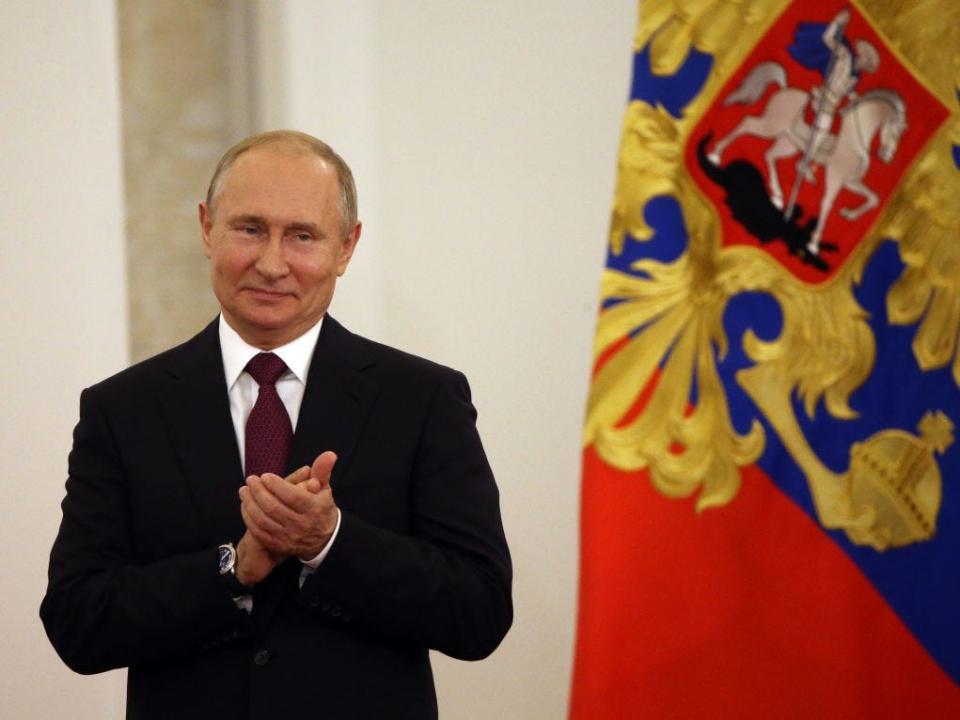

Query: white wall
[0,1,128,718]
[252,0,387,340]
[260,2,636,716]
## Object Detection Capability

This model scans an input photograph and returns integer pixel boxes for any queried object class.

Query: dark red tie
[244,352,292,477]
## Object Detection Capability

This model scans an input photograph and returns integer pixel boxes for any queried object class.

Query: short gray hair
[205,130,358,235]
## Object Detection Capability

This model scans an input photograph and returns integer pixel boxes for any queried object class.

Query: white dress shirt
[218,314,340,579]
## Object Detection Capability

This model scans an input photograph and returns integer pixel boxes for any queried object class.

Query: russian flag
[570,2,960,716]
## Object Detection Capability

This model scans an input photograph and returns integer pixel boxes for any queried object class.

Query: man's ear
[199,202,213,258]
[336,221,362,277]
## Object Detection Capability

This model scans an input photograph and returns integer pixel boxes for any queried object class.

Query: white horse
[708,62,907,254]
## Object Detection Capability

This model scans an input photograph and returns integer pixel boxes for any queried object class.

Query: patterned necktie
[244,352,292,477]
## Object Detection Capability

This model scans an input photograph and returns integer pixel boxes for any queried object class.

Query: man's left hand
[239,451,339,561]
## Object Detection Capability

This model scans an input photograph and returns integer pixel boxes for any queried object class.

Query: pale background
[0,1,635,717]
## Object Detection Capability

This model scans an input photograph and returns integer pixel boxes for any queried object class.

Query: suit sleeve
[40,388,251,675]
[298,370,513,660]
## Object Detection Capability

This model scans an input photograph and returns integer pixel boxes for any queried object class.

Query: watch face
[218,544,234,575]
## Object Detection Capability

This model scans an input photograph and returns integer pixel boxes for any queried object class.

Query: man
[789,9,880,183]
[40,131,512,719]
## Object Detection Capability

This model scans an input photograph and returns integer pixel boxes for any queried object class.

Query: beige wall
[119,0,253,361]
[0,1,128,718]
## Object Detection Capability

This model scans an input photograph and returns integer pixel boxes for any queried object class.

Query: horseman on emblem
[707,9,907,257]
[790,9,880,189]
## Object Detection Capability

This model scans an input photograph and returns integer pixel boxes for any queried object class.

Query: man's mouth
[245,287,293,301]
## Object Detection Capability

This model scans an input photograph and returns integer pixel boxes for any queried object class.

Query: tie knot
[245,352,288,385]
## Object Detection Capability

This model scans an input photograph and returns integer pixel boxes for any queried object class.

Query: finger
[305,477,322,494]
[240,486,288,535]
[260,473,321,514]
[240,502,285,552]
[246,472,291,484]
[284,466,311,485]
[245,476,303,525]
[310,451,337,489]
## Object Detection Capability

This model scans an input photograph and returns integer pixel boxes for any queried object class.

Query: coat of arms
[586,0,959,552]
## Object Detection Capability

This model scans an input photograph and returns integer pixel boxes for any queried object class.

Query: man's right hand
[234,465,313,586]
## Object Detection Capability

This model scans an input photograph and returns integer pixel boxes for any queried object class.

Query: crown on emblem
[846,411,953,549]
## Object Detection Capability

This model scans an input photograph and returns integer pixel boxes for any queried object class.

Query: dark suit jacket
[41,316,512,720]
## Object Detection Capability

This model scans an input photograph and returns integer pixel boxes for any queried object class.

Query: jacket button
[309,595,321,608]
[330,604,342,618]
[253,649,270,666]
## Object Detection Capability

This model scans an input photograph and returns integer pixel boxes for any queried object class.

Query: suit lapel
[157,315,377,623]
[160,320,246,545]
[287,315,378,484]
[254,316,378,623]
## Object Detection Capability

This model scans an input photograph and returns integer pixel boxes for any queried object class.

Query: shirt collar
[218,314,323,389]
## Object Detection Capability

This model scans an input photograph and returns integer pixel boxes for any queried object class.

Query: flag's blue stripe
[630,45,712,118]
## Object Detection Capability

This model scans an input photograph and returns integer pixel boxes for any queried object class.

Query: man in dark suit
[40,130,512,719]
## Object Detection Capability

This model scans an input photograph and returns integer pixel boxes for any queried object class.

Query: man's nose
[254,234,290,279]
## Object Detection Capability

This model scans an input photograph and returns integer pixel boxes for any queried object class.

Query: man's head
[200,130,361,349]
[854,40,880,74]
[205,130,358,236]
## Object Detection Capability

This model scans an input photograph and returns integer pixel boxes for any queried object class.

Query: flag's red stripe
[570,447,960,718]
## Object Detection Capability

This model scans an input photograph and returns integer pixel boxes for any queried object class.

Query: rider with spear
[786,8,880,234]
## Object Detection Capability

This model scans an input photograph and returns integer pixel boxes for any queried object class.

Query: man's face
[200,147,360,349]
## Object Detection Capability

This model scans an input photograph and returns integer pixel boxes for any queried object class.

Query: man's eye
[295,233,313,242]
[243,226,260,235]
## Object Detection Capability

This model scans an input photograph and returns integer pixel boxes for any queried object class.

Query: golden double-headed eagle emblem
[585,0,959,550]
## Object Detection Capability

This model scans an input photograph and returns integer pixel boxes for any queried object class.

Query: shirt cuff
[233,595,253,613]
[300,509,341,569]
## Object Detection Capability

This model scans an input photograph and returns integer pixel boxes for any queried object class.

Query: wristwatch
[218,543,252,595]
